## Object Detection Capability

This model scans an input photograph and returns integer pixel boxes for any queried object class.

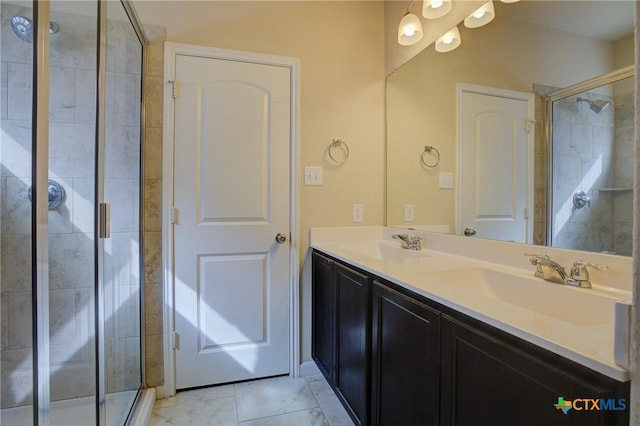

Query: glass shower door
[48,1,98,424]
[103,1,143,424]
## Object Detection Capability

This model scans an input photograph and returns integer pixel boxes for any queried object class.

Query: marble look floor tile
[235,376,318,422]
[150,395,237,426]
[305,375,354,426]
[154,384,235,409]
[239,408,329,426]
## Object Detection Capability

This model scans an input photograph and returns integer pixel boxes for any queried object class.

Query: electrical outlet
[439,172,454,189]
[304,166,323,186]
[352,204,364,223]
[404,204,415,222]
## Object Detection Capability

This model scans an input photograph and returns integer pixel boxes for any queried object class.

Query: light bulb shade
[500,0,520,2]
[422,0,452,19]
[435,26,461,53]
[397,13,423,46]
[464,0,495,28]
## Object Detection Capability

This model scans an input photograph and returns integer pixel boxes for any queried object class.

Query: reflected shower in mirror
[386,0,635,256]
[547,75,634,256]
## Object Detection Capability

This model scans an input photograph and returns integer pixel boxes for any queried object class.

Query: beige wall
[134,0,386,377]
[387,15,619,230]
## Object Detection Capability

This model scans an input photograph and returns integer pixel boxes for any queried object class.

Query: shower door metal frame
[542,65,635,248]
[33,1,52,425]
[96,2,107,423]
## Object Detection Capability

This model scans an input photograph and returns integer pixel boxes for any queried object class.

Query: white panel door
[172,53,291,389]
[459,88,533,243]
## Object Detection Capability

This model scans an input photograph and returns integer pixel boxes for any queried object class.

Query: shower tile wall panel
[143,25,166,389]
[0,3,144,407]
[551,92,616,254]
[1,62,8,119]
[611,91,634,256]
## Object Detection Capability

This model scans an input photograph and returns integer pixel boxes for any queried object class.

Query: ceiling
[500,0,634,42]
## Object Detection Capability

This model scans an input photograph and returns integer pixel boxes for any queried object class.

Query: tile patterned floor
[149,374,355,425]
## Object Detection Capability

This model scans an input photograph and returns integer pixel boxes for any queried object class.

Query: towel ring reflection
[328,139,350,164]
[420,145,440,168]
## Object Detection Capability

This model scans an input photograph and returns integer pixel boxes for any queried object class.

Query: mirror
[386,0,635,256]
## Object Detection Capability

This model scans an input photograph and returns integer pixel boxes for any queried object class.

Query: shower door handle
[99,203,111,239]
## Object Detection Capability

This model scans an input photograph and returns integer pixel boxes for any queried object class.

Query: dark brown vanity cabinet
[312,252,370,425]
[311,250,630,426]
[311,252,335,382]
[441,315,629,426]
[371,281,440,426]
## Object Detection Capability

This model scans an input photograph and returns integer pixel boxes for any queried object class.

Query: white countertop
[310,226,632,382]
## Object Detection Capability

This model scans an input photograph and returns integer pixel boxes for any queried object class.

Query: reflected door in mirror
[458,86,533,242]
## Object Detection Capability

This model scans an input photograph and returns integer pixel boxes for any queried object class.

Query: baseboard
[130,387,156,426]
[154,385,165,400]
[299,360,321,377]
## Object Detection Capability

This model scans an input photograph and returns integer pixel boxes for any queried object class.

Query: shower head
[10,16,60,43]
[10,16,33,43]
[576,97,611,114]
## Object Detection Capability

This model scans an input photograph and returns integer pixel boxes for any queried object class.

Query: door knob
[275,233,287,244]
[463,228,477,237]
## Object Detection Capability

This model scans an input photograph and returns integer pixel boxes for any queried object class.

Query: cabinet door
[441,315,629,426]
[311,252,335,383]
[334,262,370,426]
[371,281,440,426]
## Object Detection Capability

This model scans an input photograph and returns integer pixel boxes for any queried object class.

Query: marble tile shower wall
[552,92,616,253]
[0,3,151,407]
[611,91,634,256]
[142,25,165,390]
[533,84,554,246]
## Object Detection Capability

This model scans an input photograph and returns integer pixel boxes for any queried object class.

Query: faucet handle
[572,260,607,271]
[392,234,410,249]
[524,253,550,262]
[524,253,548,278]
[567,260,608,288]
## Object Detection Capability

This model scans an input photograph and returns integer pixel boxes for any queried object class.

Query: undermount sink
[425,267,615,326]
[336,241,430,261]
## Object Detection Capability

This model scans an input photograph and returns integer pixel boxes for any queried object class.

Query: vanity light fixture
[398,1,424,46]
[464,0,495,28]
[422,0,452,19]
[435,25,461,52]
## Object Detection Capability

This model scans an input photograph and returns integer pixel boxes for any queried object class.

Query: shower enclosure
[1,0,146,424]
[544,67,635,256]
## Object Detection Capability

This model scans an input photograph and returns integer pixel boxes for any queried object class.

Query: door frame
[455,83,535,242]
[161,42,300,397]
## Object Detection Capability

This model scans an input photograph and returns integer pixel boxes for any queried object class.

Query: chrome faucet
[392,234,423,251]
[526,254,567,284]
[526,255,607,288]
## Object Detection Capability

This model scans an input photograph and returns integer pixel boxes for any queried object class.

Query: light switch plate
[439,172,454,189]
[304,166,323,186]
[404,204,415,222]
[352,204,364,223]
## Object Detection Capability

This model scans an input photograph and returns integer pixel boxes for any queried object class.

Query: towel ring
[328,139,350,164]
[420,145,440,168]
